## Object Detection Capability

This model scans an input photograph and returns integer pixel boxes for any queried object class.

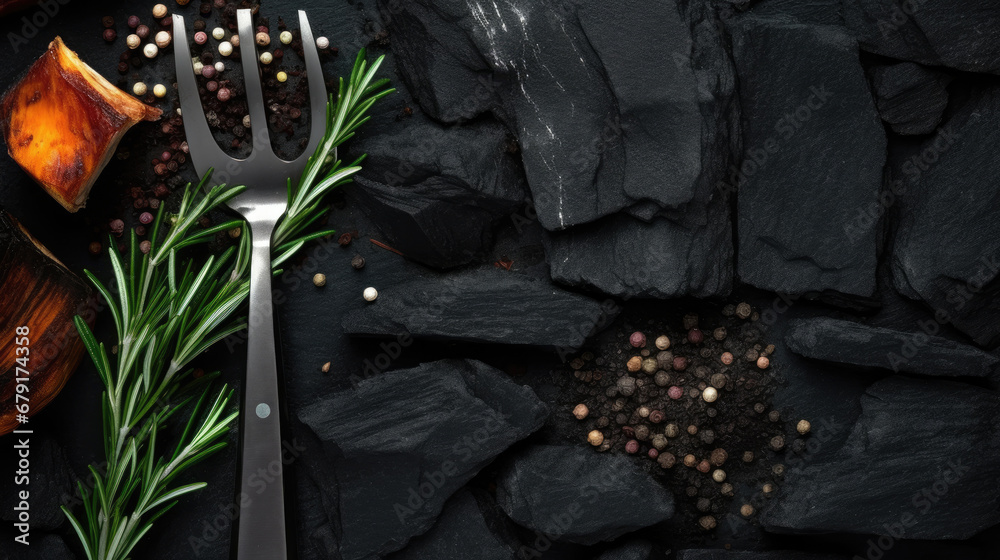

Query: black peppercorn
[102,16,115,28]
[351,255,365,270]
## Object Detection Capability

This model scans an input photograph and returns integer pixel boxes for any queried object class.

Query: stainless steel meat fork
[173,9,327,559]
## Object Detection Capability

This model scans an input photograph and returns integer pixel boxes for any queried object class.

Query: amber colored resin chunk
[0,211,95,435]
[1,37,161,211]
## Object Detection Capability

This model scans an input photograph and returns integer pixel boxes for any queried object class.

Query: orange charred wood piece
[0,211,95,435]
[1,37,161,212]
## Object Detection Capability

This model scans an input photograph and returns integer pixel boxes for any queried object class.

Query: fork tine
[172,14,233,178]
[292,10,328,167]
[237,9,274,156]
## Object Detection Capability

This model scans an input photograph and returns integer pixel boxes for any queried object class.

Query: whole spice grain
[587,430,604,446]
[796,419,811,434]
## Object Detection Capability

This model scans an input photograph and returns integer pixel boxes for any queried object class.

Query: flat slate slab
[729,16,884,296]
[342,269,619,348]
[785,317,998,377]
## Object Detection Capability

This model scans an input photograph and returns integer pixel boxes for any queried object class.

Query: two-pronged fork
[172,9,328,559]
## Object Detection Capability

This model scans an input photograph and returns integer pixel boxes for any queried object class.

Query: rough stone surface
[889,86,1000,348]
[729,17,884,296]
[298,359,548,559]
[868,62,952,135]
[380,0,738,231]
[387,489,521,560]
[341,269,619,347]
[595,540,657,560]
[761,376,1000,539]
[677,551,847,560]
[1,432,73,531]
[545,211,733,299]
[352,109,526,269]
[0,533,76,559]
[496,445,674,544]
[843,0,1000,74]
[785,317,998,377]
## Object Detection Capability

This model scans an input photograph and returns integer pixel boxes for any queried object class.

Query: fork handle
[237,219,289,560]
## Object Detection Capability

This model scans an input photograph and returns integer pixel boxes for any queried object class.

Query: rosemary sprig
[62,49,392,560]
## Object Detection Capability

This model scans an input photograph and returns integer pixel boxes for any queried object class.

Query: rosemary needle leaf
[66,50,391,560]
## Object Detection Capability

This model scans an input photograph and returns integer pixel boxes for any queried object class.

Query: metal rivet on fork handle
[172,8,328,560]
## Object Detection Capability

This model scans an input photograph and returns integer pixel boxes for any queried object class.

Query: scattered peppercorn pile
[560,301,814,538]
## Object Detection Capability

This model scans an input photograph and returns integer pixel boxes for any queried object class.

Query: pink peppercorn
[161,151,171,161]
[110,219,125,236]
[688,328,704,344]
[194,31,208,44]
[672,356,689,371]
[139,240,152,254]
[217,87,232,101]
[648,448,659,459]
[697,460,711,473]
[625,440,640,454]
[127,15,140,28]
[205,80,218,92]
[629,331,646,348]
[139,212,154,224]
[201,65,216,78]
[649,410,664,423]
[668,386,684,400]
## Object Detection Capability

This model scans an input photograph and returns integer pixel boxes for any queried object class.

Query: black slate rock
[387,489,521,560]
[352,111,526,269]
[844,0,1000,74]
[868,62,952,135]
[496,445,674,545]
[785,317,998,377]
[341,269,619,348]
[297,359,548,559]
[761,376,1000,538]
[889,86,1000,348]
[544,211,733,299]
[729,16,884,296]
[380,0,738,232]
